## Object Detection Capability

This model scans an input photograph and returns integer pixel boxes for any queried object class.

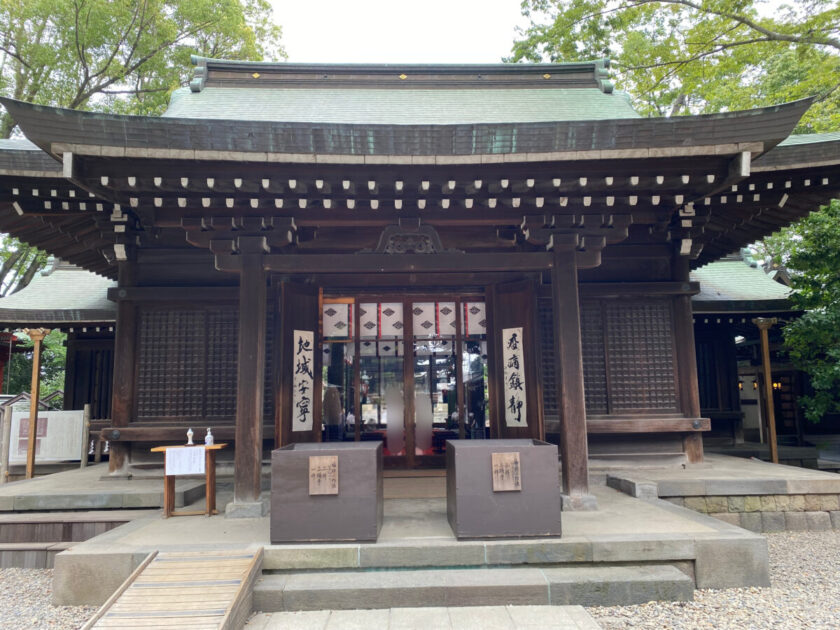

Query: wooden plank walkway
[83,548,263,630]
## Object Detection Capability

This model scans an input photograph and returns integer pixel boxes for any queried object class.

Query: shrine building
[0,58,838,511]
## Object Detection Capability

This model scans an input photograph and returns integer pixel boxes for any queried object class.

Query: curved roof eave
[0,96,814,166]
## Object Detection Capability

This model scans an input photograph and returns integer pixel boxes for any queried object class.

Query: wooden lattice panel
[137,306,239,419]
[580,300,608,414]
[263,299,274,422]
[537,298,559,425]
[206,307,238,417]
[605,299,678,412]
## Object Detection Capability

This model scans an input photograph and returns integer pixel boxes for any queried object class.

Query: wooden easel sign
[165,446,205,476]
[491,452,522,492]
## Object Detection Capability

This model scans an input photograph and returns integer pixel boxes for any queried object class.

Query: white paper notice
[502,326,527,428]
[165,446,205,476]
[292,329,315,431]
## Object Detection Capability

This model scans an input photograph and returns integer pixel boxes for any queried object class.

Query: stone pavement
[0,464,205,511]
[246,605,601,629]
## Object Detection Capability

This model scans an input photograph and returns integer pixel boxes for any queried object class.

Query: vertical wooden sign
[502,327,527,427]
[292,330,315,431]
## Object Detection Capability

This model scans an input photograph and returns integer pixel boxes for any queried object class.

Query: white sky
[269,0,529,64]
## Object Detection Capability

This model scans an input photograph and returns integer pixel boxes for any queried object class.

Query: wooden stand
[150,443,227,517]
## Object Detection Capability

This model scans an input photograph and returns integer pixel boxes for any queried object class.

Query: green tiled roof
[778,131,840,146]
[0,261,115,325]
[691,260,791,303]
[162,86,640,124]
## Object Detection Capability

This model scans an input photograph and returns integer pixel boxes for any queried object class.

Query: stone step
[0,541,73,568]
[254,564,693,611]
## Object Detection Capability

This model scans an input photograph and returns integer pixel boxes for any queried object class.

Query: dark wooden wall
[64,332,114,419]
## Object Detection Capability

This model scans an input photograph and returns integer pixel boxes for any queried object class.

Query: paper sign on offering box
[165,446,206,476]
[491,452,523,492]
[292,329,315,431]
[501,327,527,427]
[308,455,339,495]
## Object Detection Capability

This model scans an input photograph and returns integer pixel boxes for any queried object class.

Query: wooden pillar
[234,243,268,504]
[23,328,49,479]
[109,262,136,475]
[754,317,779,464]
[550,246,590,499]
[672,257,704,463]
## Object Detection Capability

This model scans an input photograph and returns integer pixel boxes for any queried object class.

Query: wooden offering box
[270,441,383,543]
[446,439,562,539]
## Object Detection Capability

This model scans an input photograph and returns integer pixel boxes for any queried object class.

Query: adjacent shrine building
[1,58,838,510]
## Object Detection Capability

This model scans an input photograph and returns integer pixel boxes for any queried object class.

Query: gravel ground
[589,531,840,629]
[2,531,838,629]
[0,569,95,630]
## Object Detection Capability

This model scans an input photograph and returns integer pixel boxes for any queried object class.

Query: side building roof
[691,256,793,313]
[0,260,115,330]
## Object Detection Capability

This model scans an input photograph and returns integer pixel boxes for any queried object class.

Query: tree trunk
[14,256,42,293]
[0,247,28,294]
[669,93,687,117]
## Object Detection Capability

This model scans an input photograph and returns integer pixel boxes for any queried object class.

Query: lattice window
[580,301,608,414]
[137,306,239,419]
[537,298,558,425]
[604,300,678,412]
[263,300,274,422]
[206,308,238,417]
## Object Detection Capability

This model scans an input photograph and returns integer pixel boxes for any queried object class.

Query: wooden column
[672,256,704,463]
[234,241,268,504]
[754,317,779,464]
[550,245,590,499]
[23,328,48,479]
[109,262,137,474]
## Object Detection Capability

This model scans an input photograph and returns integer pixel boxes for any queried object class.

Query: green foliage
[0,0,285,135]
[510,0,840,130]
[0,234,48,295]
[757,200,840,422]
[5,329,67,403]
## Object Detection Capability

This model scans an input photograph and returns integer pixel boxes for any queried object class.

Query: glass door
[320,294,489,468]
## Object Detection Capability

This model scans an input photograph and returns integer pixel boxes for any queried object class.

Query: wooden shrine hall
[0,58,838,512]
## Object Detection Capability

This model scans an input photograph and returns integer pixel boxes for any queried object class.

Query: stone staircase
[253,542,694,611]
[0,510,154,568]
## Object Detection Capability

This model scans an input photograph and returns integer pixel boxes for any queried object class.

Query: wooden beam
[23,328,48,479]
[586,417,710,433]
[106,286,238,302]
[754,317,780,465]
[578,281,700,298]
[99,425,274,442]
[672,256,704,463]
[216,252,554,274]
[550,247,590,500]
[233,251,267,504]
[109,262,136,475]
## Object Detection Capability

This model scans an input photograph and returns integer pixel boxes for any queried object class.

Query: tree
[0,0,285,137]
[5,329,67,403]
[0,0,283,291]
[753,200,840,423]
[510,0,840,131]
[0,235,48,295]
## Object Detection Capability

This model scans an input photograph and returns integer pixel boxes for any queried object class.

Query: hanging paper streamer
[292,329,315,431]
[502,327,527,428]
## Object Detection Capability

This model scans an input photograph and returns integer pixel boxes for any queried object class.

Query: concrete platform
[247,605,602,629]
[608,453,840,497]
[50,481,768,606]
[0,464,206,511]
